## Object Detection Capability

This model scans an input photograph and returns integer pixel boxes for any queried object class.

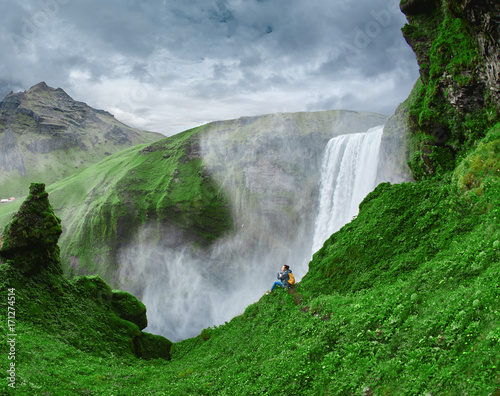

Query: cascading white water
[311,125,384,253]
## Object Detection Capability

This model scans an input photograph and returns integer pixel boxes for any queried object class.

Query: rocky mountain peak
[29,81,50,92]
[26,81,75,104]
[0,83,163,196]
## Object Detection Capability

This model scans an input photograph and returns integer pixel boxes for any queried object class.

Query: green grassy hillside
[0,123,498,395]
[43,127,230,279]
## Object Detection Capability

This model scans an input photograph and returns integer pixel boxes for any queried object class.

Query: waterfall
[117,118,388,342]
[311,125,384,253]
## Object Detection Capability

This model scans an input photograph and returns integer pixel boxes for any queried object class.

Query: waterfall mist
[312,125,385,253]
[118,217,313,342]
[116,112,391,342]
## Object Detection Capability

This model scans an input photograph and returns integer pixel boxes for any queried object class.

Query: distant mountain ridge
[0,82,164,196]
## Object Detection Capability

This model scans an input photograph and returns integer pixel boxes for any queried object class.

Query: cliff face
[0,82,163,196]
[377,83,421,184]
[199,110,389,257]
[0,128,25,176]
[400,0,500,179]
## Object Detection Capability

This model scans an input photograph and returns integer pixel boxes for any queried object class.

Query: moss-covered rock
[401,0,500,180]
[138,332,173,360]
[72,274,113,305]
[0,183,63,275]
[111,290,148,330]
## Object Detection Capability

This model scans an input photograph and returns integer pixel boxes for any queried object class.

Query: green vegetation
[0,125,498,393]
[1,2,499,394]
[0,127,233,278]
[453,123,500,197]
[0,184,172,392]
[403,6,499,180]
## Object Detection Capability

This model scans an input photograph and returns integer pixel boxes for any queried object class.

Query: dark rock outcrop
[400,0,500,179]
[400,0,439,16]
[451,1,500,106]
[105,125,132,145]
[0,183,62,275]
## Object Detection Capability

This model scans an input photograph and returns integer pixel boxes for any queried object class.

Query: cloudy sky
[1,0,419,135]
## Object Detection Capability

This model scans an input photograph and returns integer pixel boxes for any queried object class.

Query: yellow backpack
[288,272,295,285]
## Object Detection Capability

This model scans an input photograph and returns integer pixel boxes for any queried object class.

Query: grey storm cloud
[0,0,419,135]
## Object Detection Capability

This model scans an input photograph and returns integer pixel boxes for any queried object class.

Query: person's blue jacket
[277,270,292,287]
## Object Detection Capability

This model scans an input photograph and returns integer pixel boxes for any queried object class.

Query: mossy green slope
[1,126,498,393]
[0,184,172,394]
[1,1,500,394]
[45,126,230,279]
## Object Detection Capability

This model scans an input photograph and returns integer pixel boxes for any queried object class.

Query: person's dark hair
[284,265,290,271]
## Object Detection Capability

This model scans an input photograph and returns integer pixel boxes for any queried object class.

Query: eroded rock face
[0,183,63,274]
[455,1,500,106]
[400,0,500,179]
[0,128,25,176]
